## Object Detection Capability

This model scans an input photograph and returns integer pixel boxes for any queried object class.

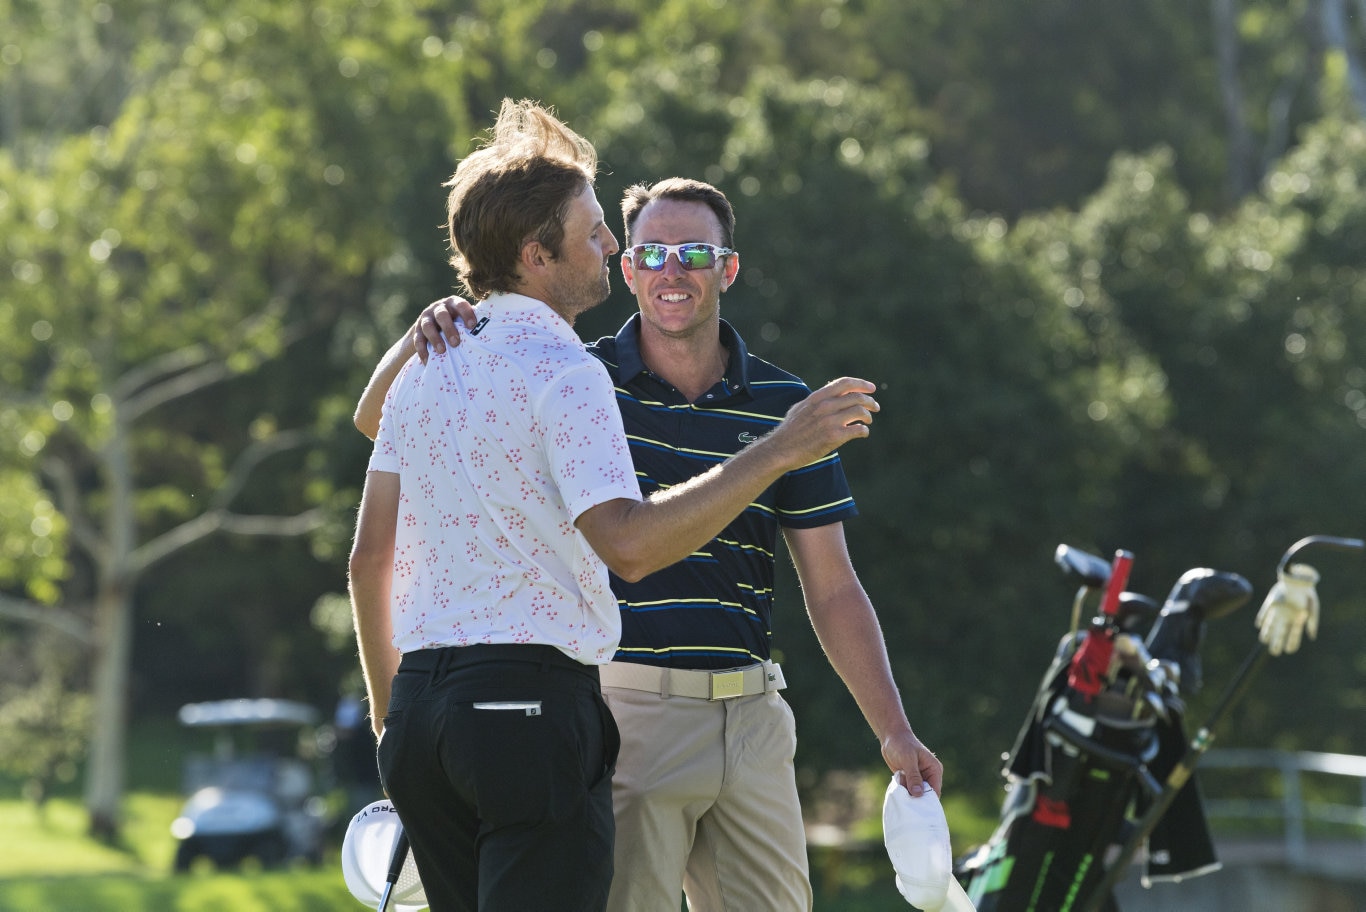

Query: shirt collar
[612,313,752,392]
[479,291,582,345]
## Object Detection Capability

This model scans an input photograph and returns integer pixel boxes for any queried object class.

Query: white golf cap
[882,774,977,912]
[340,799,428,912]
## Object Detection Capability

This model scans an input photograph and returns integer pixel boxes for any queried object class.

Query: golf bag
[955,545,1252,912]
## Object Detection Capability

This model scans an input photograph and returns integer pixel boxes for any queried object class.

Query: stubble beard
[550,267,611,326]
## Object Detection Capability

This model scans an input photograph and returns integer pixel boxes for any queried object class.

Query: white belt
[599,661,786,700]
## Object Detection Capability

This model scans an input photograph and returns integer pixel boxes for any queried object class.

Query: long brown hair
[444,99,598,298]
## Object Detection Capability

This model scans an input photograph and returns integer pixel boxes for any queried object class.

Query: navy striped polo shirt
[587,314,858,670]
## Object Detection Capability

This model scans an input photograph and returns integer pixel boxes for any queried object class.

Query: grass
[5,714,1349,910]
[0,794,358,911]
[0,742,1000,912]
[0,870,356,912]
[0,794,181,876]
[0,791,955,911]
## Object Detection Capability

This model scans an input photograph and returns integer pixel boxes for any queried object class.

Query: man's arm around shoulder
[349,470,401,739]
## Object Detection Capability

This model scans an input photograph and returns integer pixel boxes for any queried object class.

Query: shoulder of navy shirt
[584,314,860,670]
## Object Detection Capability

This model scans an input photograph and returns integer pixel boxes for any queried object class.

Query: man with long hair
[349,101,883,911]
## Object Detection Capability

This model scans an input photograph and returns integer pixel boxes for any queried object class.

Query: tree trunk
[84,412,136,841]
[1211,0,1254,201]
[84,585,132,841]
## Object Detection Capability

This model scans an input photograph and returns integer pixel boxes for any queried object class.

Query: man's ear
[720,251,740,292]
[521,240,551,272]
[621,253,638,295]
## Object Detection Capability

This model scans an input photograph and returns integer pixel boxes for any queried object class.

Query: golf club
[1078,535,1365,912]
[376,825,410,912]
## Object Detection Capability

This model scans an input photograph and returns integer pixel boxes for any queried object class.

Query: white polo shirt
[368,292,641,664]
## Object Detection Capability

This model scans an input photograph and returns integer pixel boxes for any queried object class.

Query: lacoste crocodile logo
[738,432,760,444]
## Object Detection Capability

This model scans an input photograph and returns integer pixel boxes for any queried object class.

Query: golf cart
[171,698,329,871]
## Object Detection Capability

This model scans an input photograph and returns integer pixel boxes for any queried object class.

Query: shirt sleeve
[538,359,642,520]
[774,450,860,529]
[366,360,412,475]
[754,375,859,529]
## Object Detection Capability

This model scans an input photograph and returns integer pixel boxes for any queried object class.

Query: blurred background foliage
[4,0,1366,837]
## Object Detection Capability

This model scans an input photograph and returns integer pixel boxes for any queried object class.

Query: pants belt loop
[659,667,672,700]
[430,647,452,685]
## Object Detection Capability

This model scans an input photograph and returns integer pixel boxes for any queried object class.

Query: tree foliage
[0,630,91,807]
[0,0,474,833]
[3,0,1366,831]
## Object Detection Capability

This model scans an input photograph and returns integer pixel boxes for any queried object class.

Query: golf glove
[1254,562,1320,656]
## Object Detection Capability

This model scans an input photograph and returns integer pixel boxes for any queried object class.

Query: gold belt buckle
[708,670,745,700]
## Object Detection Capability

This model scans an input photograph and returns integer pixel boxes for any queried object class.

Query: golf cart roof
[178,699,319,728]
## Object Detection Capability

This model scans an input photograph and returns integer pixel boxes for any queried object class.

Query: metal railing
[1200,748,1366,867]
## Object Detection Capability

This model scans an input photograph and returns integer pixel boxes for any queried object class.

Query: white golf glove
[1255,562,1321,656]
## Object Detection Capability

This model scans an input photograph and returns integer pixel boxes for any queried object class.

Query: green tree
[0,0,475,837]
[0,630,92,808]
[1199,116,1366,748]
[1005,133,1366,758]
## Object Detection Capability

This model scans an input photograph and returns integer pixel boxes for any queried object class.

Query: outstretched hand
[765,377,879,469]
[411,295,478,363]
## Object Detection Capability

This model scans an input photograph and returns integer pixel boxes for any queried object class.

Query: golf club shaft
[376,827,410,912]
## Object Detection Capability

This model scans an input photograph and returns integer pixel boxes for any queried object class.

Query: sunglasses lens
[636,245,667,270]
[630,243,725,270]
[679,244,716,269]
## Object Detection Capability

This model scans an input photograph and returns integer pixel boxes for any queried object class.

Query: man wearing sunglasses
[350,97,885,912]
[356,178,941,912]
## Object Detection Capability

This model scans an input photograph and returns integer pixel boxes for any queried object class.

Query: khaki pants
[602,685,812,912]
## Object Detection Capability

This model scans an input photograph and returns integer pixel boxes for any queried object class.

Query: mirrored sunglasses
[625,242,735,271]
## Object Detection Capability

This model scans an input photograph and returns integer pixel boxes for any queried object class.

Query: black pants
[378,644,620,912]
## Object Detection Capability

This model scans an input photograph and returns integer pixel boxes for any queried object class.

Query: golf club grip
[1098,550,1133,618]
[387,827,410,883]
